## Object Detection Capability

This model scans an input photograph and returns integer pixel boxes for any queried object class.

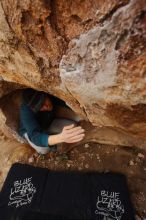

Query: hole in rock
[0,88,81,140]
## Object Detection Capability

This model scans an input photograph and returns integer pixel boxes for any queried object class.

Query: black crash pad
[0,163,135,220]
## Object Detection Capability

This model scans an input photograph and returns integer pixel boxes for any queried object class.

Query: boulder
[0,0,146,148]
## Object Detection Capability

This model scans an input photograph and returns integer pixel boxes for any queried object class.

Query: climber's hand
[60,124,85,143]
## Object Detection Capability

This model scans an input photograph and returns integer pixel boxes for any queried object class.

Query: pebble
[129,160,134,166]
[89,154,93,159]
[84,143,89,148]
[138,153,145,159]
[54,161,58,165]
[135,215,142,220]
[96,154,100,160]
[28,156,34,163]
[67,163,71,168]
[85,164,89,169]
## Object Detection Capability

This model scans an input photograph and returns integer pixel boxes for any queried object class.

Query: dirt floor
[0,134,146,219]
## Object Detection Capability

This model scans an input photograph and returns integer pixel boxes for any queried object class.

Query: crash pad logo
[8,177,36,208]
[95,190,124,220]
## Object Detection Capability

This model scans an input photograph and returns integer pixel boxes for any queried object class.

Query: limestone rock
[0,0,146,149]
[0,1,146,218]
[60,0,146,146]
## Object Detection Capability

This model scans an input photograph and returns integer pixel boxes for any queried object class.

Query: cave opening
[0,88,81,142]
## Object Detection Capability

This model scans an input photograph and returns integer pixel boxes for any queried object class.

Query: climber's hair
[22,88,47,113]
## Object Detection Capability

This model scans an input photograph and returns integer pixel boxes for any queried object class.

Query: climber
[19,88,85,154]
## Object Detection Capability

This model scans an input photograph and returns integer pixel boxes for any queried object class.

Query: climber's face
[40,97,53,112]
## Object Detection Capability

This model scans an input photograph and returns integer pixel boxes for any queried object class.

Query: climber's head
[39,95,53,112]
[23,88,53,113]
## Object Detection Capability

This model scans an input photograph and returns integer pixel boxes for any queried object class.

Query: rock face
[0,0,146,148]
